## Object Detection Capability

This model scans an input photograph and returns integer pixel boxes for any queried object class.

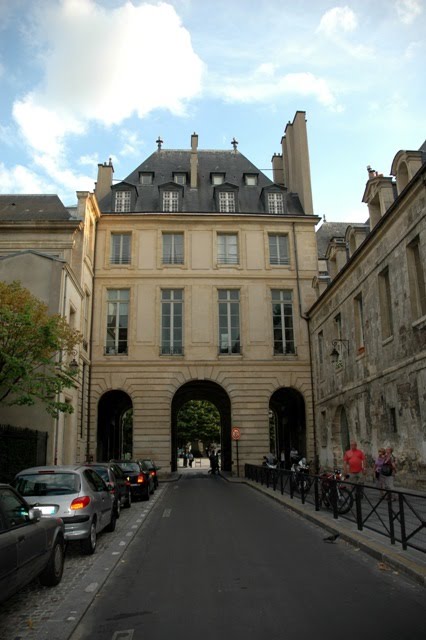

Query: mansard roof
[0,195,73,221]
[98,148,306,216]
[316,221,368,259]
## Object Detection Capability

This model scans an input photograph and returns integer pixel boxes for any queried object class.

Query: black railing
[245,464,426,554]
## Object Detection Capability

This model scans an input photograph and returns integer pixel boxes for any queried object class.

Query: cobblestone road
[0,484,167,640]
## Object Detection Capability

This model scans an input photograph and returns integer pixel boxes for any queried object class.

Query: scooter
[319,469,353,514]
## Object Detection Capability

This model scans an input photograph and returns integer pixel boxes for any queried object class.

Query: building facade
[90,111,319,474]
[308,143,426,489]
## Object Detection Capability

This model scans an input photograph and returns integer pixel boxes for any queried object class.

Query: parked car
[0,484,65,603]
[111,460,153,500]
[138,459,160,489]
[13,465,116,555]
[85,462,132,517]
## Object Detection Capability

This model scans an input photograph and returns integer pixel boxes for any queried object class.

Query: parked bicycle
[319,469,353,514]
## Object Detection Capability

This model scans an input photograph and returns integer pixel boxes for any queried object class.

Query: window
[163,191,179,212]
[244,174,258,186]
[211,173,225,185]
[269,234,289,265]
[354,293,365,351]
[106,289,129,355]
[390,407,398,433]
[110,233,131,265]
[218,289,240,354]
[162,233,184,264]
[318,331,324,376]
[139,173,153,185]
[333,313,343,366]
[407,237,426,320]
[378,267,393,339]
[217,233,238,265]
[272,290,295,355]
[219,192,235,212]
[268,192,284,214]
[114,191,131,212]
[161,289,183,355]
[173,173,186,185]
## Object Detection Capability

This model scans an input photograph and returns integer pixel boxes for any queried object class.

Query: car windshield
[117,462,140,473]
[13,473,80,496]
[141,460,154,469]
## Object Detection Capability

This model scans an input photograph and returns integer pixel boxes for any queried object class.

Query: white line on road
[111,631,134,640]
[84,583,98,593]
[162,508,172,518]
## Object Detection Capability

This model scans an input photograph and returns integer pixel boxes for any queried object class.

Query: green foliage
[0,280,82,417]
[177,400,220,446]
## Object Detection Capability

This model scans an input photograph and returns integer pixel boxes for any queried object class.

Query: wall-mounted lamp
[330,339,350,363]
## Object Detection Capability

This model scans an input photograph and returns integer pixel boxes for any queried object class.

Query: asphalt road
[70,472,425,640]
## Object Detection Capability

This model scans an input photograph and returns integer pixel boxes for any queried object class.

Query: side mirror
[29,507,42,521]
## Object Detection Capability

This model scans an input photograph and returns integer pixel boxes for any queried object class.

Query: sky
[0,0,425,223]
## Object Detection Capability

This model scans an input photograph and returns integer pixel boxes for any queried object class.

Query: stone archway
[269,388,306,467]
[171,381,231,472]
[97,390,133,461]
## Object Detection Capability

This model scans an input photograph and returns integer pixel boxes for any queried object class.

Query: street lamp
[330,339,349,363]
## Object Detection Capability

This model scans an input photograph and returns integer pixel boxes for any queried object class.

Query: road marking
[112,631,134,640]
[126,532,133,537]
[85,583,98,593]
[162,508,172,518]
[119,541,126,546]
[112,551,120,555]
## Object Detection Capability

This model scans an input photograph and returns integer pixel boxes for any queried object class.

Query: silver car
[13,465,116,555]
[0,484,65,603]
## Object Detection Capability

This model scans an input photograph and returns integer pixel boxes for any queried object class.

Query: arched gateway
[171,381,231,472]
[97,390,133,461]
[269,388,306,464]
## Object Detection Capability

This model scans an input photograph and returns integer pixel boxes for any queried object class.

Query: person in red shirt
[343,441,366,483]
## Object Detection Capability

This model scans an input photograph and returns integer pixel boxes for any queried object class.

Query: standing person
[279,450,286,469]
[188,451,194,468]
[381,447,397,498]
[343,441,366,483]
[374,448,386,491]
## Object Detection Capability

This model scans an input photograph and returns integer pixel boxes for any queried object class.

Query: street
[0,469,424,640]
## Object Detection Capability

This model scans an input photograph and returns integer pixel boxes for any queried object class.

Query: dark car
[86,463,132,517]
[0,484,65,604]
[111,461,153,501]
[138,459,160,489]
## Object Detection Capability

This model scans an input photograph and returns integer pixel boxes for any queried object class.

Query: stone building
[90,111,319,474]
[308,143,426,489]
[0,192,100,469]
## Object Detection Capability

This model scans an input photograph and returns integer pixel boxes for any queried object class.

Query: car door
[0,493,18,603]
[84,470,112,531]
[0,487,46,594]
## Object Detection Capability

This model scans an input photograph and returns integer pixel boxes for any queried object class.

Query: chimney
[271,153,285,186]
[190,132,198,189]
[281,112,313,215]
[95,158,114,201]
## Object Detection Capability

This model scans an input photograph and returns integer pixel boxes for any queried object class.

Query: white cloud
[395,0,423,24]
[12,0,204,168]
[220,70,342,112]
[78,153,100,167]
[118,130,145,157]
[0,162,55,194]
[317,6,358,37]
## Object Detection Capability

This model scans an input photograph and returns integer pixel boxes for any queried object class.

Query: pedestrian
[188,452,194,468]
[343,440,366,483]
[382,446,397,498]
[279,450,286,469]
[373,447,386,491]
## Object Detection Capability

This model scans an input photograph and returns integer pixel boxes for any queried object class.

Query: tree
[177,400,220,446]
[0,280,82,417]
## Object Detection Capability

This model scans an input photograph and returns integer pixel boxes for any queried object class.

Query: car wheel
[106,508,117,533]
[39,535,65,586]
[124,490,131,508]
[81,519,97,555]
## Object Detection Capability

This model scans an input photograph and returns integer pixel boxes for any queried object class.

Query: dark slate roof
[316,221,368,258]
[99,149,306,216]
[0,195,72,221]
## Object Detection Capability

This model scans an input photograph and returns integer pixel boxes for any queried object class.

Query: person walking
[188,452,194,468]
[373,448,386,492]
[343,441,366,483]
[381,446,397,498]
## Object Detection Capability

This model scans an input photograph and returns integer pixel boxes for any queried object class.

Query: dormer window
[268,192,284,214]
[163,191,179,212]
[139,172,153,185]
[244,173,258,186]
[114,191,131,212]
[219,192,235,213]
[211,173,225,185]
[173,173,187,185]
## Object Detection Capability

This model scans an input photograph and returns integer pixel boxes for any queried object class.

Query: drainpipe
[86,219,98,463]
[292,222,319,473]
[54,270,68,465]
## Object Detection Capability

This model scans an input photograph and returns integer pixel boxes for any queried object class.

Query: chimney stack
[95,158,114,202]
[190,133,198,189]
[271,153,285,186]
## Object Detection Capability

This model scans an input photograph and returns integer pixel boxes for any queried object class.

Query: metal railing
[245,464,426,554]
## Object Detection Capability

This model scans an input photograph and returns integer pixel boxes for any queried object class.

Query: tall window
[163,191,179,212]
[110,233,131,265]
[162,233,184,264]
[407,237,426,320]
[106,289,129,355]
[354,293,365,350]
[218,290,240,354]
[272,290,295,355]
[217,233,238,264]
[161,289,183,355]
[268,192,284,214]
[269,234,289,265]
[378,267,393,339]
[219,192,235,212]
[114,191,131,212]
[318,331,324,377]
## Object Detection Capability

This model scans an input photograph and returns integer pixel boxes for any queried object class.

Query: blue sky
[0,0,425,222]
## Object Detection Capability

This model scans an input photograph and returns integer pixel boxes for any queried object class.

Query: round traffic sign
[231,427,241,440]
